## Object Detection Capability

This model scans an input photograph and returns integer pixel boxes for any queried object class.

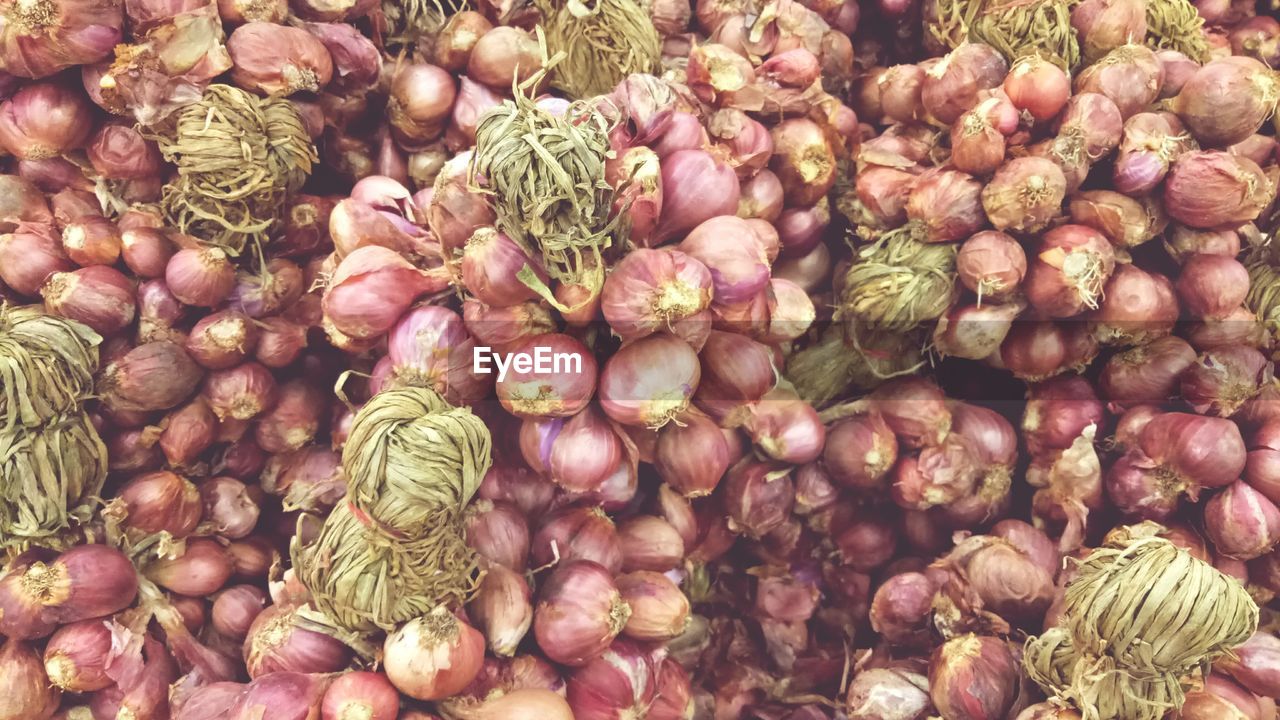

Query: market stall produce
[0,0,1279,717]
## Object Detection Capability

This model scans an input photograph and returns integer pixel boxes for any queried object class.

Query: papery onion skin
[243,603,354,679]
[1099,336,1196,409]
[42,619,112,693]
[824,412,898,491]
[981,157,1068,235]
[1139,412,1247,491]
[227,22,335,96]
[655,410,730,497]
[600,333,701,429]
[0,638,59,720]
[1204,480,1280,560]
[533,560,631,667]
[1164,151,1271,229]
[601,247,713,345]
[1092,263,1179,346]
[928,634,1019,720]
[1177,254,1250,320]
[1174,56,1280,147]
[320,671,400,720]
[0,82,93,160]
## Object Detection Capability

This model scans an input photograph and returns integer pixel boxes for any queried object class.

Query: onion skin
[1023,224,1116,318]
[1092,264,1179,346]
[824,412,898,491]
[655,410,730,497]
[1177,254,1250,320]
[531,505,622,574]
[600,333,701,429]
[146,538,234,596]
[956,230,1026,302]
[871,377,952,449]
[494,333,598,419]
[724,461,795,538]
[1164,152,1271,229]
[1003,56,1070,122]
[0,639,59,720]
[1174,57,1280,147]
[1098,336,1196,409]
[1204,481,1280,560]
[1220,632,1280,699]
[601,247,713,346]
[981,157,1067,235]
[616,571,690,642]
[42,619,113,693]
[870,572,935,646]
[846,667,932,720]
[384,604,483,702]
[1140,412,1247,491]
[533,560,631,667]
[0,545,139,641]
[320,671,400,720]
[470,564,534,657]
[928,634,1019,720]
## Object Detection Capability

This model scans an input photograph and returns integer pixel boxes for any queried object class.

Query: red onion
[1113,112,1195,196]
[1140,412,1246,491]
[40,266,135,336]
[0,222,74,296]
[921,44,1007,124]
[1003,56,1070,122]
[254,378,324,453]
[933,301,1023,361]
[600,333,700,429]
[431,11,491,71]
[87,121,163,180]
[227,22,333,95]
[1024,224,1116,318]
[186,310,258,370]
[493,333,596,418]
[870,377,951,448]
[244,603,353,678]
[741,388,825,464]
[1069,191,1166,249]
[1179,674,1271,720]
[121,228,174,279]
[218,0,289,23]
[617,515,684,573]
[211,585,268,641]
[686,43,755,105]
[467,26,542,90]
[905,168,987,243]
[616,571,689,642]
[0,82,92,159]
[654,409,729,497]
[228,258,305,319]
[769,118,837,206]
[378,305,488,406]
[870,572,935,646]
[725,461,795,538]
[891,432,981,510]
[146,538,233,596]
[1099,336,1196,409]
[823,412,898,491]
[461,227,545,308]
[464,499,529,572]
[566,638,658,720]
[470,564,533,657]
[321,671,399,720]
[1164,151,1271,229]
[928,635,1019,720]
[322,245,447,340]
[855,167,917,227]
[1022,375,1104,456]
[254,316,308,368]
[118,469,203,537]
[100,343,198,413]
[42,619,112,693]
[156,392,216,466]
[200,476,260,539]
[106,427,162,473]
[230,672,330,720]
[1177,254,1250,320]
[652,149,741,244]
[1204,480,1280,560]
[955,230,1026,303]
[532,505,622,574]
[879,64,925,123]
[834,511,897,571]
[1181,345,1271,417]
[60,215,121,267]
[677,215,769,310]
[846,667,932,720]
[0,639,59,720]
[602,247,713,346]
[534,560,631,667]
[203,361,277,422]
[0,545,138,640]
[441,688,573,720]
[1174,57,1280,147]
[981,157,1068,235]
[1220,632,1280,698]
[1073,45,1161,120]
[166,247,235,308]
[1092,263,1179,345]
